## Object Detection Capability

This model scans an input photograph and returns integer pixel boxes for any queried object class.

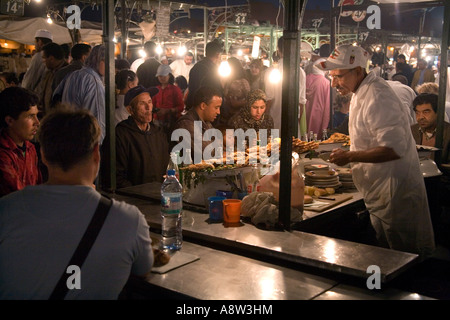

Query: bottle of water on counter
[160,169,183,251]
[167,151,180,180]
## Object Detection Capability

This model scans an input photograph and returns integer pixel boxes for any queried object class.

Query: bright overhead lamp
[218,61,231,77]
[269,68,281,84]
[156,44,163,55]
[177,45,187,56]
[139,49,147,58]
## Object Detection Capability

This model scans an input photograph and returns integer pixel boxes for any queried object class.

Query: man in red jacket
[0,87,42,197]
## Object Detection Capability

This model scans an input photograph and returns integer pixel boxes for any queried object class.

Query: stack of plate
[304,170,341,188]
[336,168,355,189]
[304,164,329,173]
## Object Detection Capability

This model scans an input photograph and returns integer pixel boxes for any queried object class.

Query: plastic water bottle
[167,151,179,180]
[160,169,183,251]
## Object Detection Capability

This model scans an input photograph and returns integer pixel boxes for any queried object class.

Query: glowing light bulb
[139,49,147,58]
[156,45,163,55]
[177,45,187,56]
[218,61,231,77]
[269,68,281,84]
[47,15,53,24]
[237,49,243,56]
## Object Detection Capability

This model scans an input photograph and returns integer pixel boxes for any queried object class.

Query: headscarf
[229,89,273,131]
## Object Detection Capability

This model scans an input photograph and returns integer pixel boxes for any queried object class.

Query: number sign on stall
[0,0,24,16]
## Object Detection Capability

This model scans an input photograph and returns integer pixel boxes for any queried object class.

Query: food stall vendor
[319,44,435,259]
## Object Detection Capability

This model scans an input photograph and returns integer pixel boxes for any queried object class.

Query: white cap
[156,64,172,77]
[317,44,369,71]
[34,29,53,41]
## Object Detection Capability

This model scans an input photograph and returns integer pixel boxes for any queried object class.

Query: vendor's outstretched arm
[329,146,400,166]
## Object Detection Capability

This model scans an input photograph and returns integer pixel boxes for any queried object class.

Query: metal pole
[270,27,274,65]
[278,0,306,230]
[225,26,229,55]
[102,0,116,191]
[330,0,336,128]
[204,7,208,55]
[120,0,127,59]
[435,1,450,167]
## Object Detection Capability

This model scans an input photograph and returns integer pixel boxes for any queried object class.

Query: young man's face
[5,106,40,145]
[415,103,437,131]
[42,52,56,70]
[35,38,44,51]
[184,55,193,65]
[201,96,222,122]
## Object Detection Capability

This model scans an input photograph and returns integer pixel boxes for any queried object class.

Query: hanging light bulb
[47,14,53,24]
[237,49,243,56]
[218,60,231,77]
[155,44,163,55]
[177,45,187,56]
[269,68,281,84]
[139,49,147,58]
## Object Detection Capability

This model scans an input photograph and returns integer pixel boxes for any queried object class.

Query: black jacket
[115,117,169,188]
[186,57,223,109]
[136,58,161,88]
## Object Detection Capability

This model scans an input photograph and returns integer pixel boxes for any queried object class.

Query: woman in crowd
[152,64,184,139]
[245,59,266,92]
[229,89,274,137]
[115,69,138,126]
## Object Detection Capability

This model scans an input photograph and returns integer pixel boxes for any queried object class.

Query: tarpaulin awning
[0,15,103,45]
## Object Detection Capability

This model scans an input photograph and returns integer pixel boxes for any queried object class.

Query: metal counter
[113,183,419,284]
[133,239,432,300]
[144,240,339,300]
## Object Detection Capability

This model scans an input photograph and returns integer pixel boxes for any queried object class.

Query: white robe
[264,59,307,132]
[349,71,435,257]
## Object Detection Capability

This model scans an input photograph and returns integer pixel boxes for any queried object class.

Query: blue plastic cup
[208,196,226,222]
[216,190,233,199]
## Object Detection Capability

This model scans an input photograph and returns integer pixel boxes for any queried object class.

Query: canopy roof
[0,15,103,45]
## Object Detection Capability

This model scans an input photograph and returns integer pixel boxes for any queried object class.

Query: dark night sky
[20,0,444,38]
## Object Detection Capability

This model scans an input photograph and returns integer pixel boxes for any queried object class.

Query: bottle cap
[167,169,176,176]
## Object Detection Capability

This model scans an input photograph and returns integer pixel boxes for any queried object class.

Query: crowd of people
[1,27,450,298]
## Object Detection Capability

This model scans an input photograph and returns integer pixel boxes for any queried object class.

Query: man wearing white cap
[22,29,53,94]
[322,44,435,258]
